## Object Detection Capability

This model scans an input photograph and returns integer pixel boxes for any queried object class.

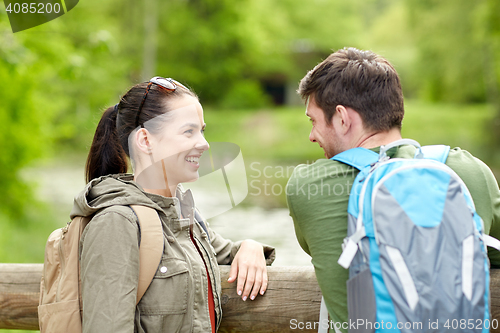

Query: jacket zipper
[189,223,219,332]
[193,234,222,329]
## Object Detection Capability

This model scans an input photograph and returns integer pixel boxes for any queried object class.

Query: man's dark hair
[298,47,404,132]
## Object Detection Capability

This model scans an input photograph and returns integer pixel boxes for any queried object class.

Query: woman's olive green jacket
[71,174,275,333]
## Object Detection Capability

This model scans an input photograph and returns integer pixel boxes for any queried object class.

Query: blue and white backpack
[328,139,500,333]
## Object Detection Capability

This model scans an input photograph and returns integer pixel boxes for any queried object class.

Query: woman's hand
[227,239,268,301]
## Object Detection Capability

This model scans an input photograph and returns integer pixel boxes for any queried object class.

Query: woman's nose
[195,136,209,151]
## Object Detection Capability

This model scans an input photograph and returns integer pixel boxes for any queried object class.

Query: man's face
[305,96,342,159]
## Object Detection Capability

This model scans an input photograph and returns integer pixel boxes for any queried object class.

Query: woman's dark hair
[85,80,197,183]
[298,47,404,132]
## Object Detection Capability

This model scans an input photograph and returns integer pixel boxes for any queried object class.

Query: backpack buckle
[338,226,366,269]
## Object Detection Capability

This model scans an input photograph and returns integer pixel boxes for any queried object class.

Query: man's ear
[135,128,153,154]
[334,105,351,134]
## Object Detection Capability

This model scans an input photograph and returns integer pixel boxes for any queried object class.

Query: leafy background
[1,0,500,330]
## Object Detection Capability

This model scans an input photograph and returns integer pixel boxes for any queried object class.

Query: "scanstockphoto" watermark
[249,161,357,180]
[290,318,499,331]
[290,319,424,331]
[249,161,356,199]
[250,177,353,199]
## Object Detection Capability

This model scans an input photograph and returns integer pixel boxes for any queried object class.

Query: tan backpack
[38,205,164,332]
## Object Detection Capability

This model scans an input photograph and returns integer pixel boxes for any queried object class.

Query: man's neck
[355,128,403,150]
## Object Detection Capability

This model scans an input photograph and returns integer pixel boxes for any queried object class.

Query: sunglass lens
[155,78,176,90]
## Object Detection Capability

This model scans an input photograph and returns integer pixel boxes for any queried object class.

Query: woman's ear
[135,128,153,154]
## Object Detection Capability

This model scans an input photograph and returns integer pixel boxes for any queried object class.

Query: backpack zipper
[56,222,70,302]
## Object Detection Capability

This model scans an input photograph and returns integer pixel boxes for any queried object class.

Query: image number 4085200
[3,0,79,33]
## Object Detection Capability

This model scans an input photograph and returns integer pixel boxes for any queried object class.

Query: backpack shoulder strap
[418,145,450,163]
[77,215,92,312]
[130,205,164,305]
[194,208,210,242]
[330,147,379,170]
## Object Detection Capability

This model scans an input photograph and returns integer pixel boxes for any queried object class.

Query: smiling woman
[42,77,275,333]
[132,94,209,197]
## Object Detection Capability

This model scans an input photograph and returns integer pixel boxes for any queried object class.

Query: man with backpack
[286,47,500,332]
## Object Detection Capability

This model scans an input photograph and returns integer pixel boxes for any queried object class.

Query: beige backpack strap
[78,216,92,315]
[130,205,164,305]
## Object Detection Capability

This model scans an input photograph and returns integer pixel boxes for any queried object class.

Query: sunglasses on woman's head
[135,77,187,128]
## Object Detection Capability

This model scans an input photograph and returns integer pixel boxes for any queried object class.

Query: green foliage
[357,0,418,98]
[0,0,349,237]
[220,80,271,109]
[204,101,497,208]
[0,20,48,217]
[0,0,500,259]
[0,0,134,218]
[406,0,500,104]
[348,0,500,108]
[203,106,324,162]
[402,100,495,155]
[2,1,500,331]
[153,0,360,105]
[0,209,57,263]
[205,101,495,164]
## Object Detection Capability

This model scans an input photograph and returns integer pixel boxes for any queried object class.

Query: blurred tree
[13,0,500,220]
[406,0,500,106]
[0,1,133,218]
[0,25,45,218]
[151,0,360,107]
[141,0,158,80]
[356,0,418,98]
[478,0,500,143]
[480,0,500,113]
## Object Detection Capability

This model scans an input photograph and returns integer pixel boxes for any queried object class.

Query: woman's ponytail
[85,105,128,183]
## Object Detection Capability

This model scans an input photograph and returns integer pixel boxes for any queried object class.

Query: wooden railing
[0,264,321,332]
[1,264,500,332]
